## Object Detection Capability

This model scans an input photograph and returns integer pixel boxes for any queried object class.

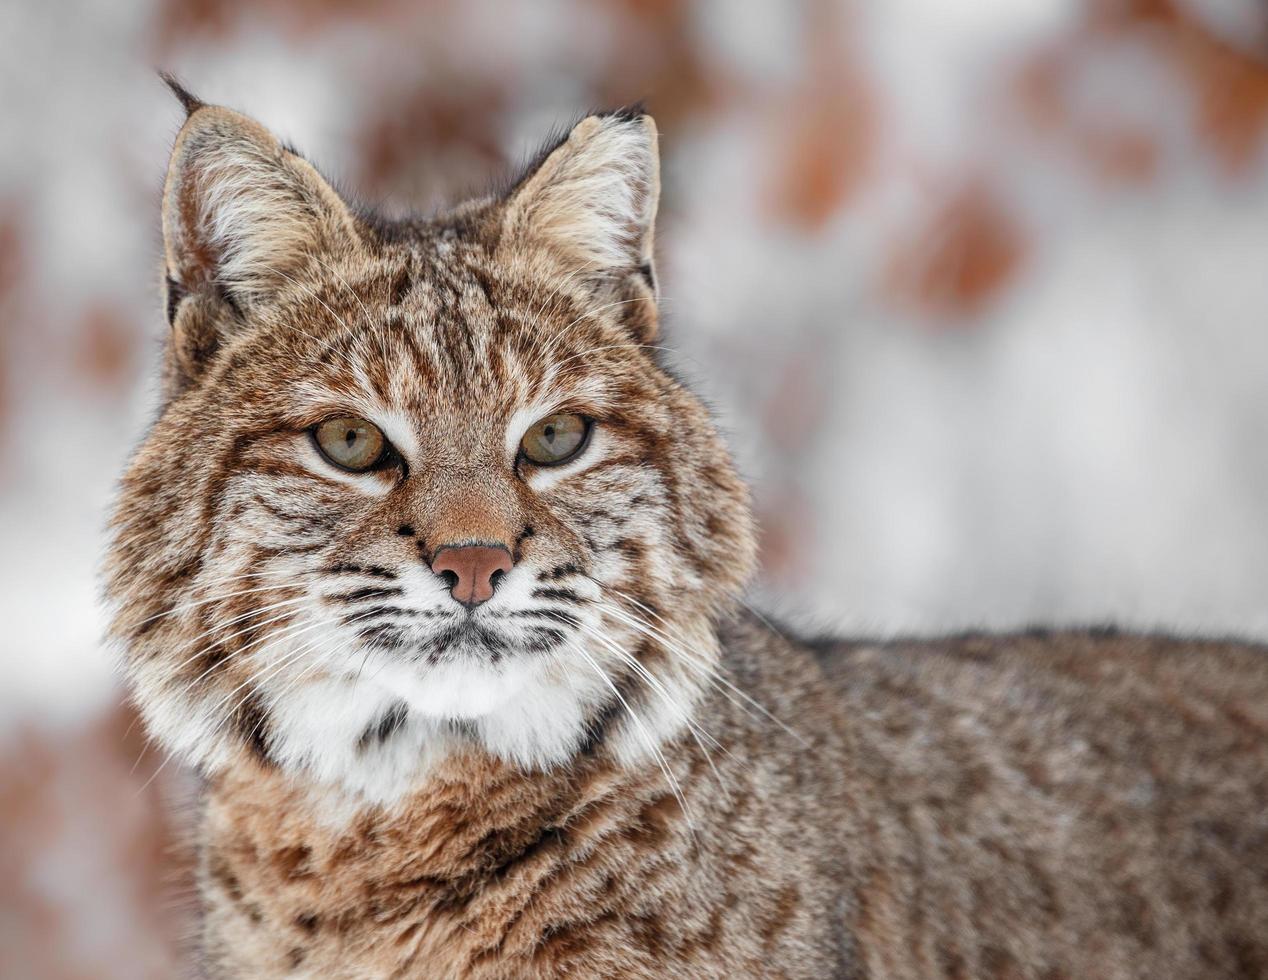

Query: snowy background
[4,0,1268,974]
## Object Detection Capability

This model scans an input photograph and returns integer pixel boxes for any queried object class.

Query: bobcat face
[106,88,756,800]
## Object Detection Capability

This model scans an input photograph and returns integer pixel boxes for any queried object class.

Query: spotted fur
[106,89,1268,978]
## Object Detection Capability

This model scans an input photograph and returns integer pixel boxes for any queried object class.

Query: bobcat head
[106,82,756,801]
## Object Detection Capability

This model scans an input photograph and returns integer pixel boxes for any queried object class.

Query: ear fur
[162,101,358,307]
[157,80,360,391]
[501,110,661,341]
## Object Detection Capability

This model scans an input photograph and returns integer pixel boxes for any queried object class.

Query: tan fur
[107,93,1268,978]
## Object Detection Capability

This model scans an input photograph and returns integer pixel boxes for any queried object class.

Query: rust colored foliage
[0,704,194,980]
[767,76,873,231]
[74,303,136,391]
[1078,0,1268,176]
[1177,26,1268,174]
[0,208,21,444]
[1082,126,1160,183]
[884,185,1027,322]
[154,0,406,49]
[593,0,723,130]
[355,81,508,204]
[765,5,873,230]
[1014,49,1161,186]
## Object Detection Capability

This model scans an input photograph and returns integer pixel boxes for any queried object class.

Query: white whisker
[555,342,678,369]
[567,640,696,837]
[161,595,314,688]
[574,620,733,804]
[596,589,810,748]
[122,576,291,632]
[135,623,337,797]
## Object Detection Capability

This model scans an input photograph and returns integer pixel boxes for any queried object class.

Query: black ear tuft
[503,104,653,200]
[601,102,650,123]
[164,273,185,326]
[158,71,203,116]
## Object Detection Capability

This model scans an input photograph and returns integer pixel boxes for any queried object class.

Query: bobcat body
[106,83,1268,978]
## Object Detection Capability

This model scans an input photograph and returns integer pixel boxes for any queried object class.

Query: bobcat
[106,79,1268,978]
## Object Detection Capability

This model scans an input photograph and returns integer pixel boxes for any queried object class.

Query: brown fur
[197,623,1268,978]
[107,90,1268,978]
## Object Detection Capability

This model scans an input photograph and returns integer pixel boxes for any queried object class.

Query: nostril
[437,569,459,591]
[489,568,506,592]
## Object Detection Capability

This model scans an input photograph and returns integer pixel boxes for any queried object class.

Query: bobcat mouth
[353,612,571,665]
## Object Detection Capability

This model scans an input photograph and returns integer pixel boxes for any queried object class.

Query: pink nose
[430,545,514,607]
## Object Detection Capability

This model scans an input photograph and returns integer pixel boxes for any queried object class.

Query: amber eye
[520,413,591,466]
[313,417,388,472]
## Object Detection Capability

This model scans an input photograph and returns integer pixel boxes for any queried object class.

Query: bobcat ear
[160,85,358,315]
[502,110,660,341]
[158,82,359,392]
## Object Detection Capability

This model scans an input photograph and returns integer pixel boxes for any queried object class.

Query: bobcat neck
[197,657,848,980]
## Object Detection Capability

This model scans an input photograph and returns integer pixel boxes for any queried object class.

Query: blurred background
[4,0,1268,975]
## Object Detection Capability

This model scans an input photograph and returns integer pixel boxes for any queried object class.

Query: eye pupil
[543,425,555,441]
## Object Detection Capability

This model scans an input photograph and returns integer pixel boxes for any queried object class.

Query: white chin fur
[264,675,458,805]
[253,638,669,808]
[178,605,713,811]
[367,654,542,720]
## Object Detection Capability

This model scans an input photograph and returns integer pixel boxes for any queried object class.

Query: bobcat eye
[520,413,591,466]
[312,417,388,472]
